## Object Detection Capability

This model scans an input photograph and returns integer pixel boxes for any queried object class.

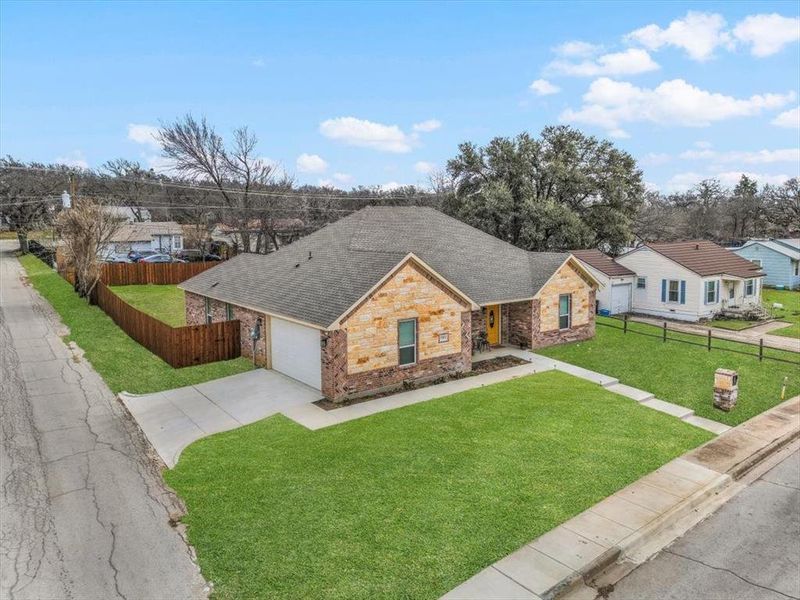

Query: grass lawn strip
[19,253,252,394]
[166,371,711,600]
[539,316,800,426]
[709,318,759,331]
[109,284,186,327]
[763,288,800,339]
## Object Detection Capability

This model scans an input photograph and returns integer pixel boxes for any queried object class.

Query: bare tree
[0,157,71,252]
[158,115,283,252]
[56,198,123,299]
[100,159,156,222]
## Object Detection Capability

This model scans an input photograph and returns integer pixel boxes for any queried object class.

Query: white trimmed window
[204,297,213,324]
[226,303,234,320]
[558,294,572,330]
[704,280,718,304]
[636,277,646,289]
[398,319,417,366]
[752,259,762,268]
[172,235,183,250]
[668,279,680,303]
[745,279,755,296]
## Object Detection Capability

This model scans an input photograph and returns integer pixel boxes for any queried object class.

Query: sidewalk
[442,395,800,600]
[628,315,800,354]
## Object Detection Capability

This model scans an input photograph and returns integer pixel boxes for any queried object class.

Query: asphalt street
[0,241,207,599]
[608,448,800,600]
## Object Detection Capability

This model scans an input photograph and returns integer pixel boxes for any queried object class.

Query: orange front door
[485,304,500,345]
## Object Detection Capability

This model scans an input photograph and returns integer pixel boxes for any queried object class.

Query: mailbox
[713,368,738,412]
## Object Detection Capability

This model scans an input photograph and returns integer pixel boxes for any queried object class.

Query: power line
[1,164,441,202]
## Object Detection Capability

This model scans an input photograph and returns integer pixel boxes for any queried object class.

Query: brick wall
[506,300,534,348]
[323,312,472,402]
[185,291,269,365]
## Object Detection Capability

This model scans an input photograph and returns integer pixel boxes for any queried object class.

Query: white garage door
[610,284,632,314]
[270,317,322,390]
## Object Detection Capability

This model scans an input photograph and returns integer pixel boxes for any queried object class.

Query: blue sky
[1,1,798,192]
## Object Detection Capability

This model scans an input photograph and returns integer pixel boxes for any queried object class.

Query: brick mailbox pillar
[713,368,739,412]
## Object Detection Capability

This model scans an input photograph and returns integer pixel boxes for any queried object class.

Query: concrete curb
[443,396,799,600]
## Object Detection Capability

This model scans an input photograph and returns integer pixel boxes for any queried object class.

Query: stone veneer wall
[538,261,593,331]
[345,261,468,374]
[185,291,269,365]
[322,312,471,402]
[531,290,595,348]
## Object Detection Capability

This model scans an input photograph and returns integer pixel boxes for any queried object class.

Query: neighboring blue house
[734,239,800,289]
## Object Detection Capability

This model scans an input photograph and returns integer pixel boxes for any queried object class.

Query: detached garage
[270,317,322,390]
[572,249,636,316]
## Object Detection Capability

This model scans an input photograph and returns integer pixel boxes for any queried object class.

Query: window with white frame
[704,280,717,304]
[173,235,183,250]
[745,279,755,296]
[204,297,213,324]
[226,303,234,320]
[558,294,571,329]
[398,319,417,366]
[636,277,646,289]
[752,259,762,268]
[794,261,799,276]
[668,279,680,303]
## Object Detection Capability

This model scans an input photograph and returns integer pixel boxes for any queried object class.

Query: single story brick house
[179,206,599,401]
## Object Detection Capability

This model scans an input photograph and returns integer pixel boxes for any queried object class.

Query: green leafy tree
[443,126,644,252]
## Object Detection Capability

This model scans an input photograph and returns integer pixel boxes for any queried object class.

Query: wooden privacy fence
[100,261,218,285]
[600,316,800,367]
[94,282,241,368]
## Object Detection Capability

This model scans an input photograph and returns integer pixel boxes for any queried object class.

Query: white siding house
[101,222,184,258]
[616,241,765,322]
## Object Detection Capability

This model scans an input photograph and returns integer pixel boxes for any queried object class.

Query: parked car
[140,254,187,263]
[176,250,222,262]
[127,249,159,262]
[103,253,131,263]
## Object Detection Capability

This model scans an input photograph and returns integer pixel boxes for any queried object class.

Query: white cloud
[733,14,800,57]
[251,57,266,68]
[414,161,437,174]
[641,152,671,166]
[772,106,800,129]
[679,148,800,164]
[412,119,442,133]
[295,153,328,173]
[665,170,793,192]
[55,150,89,169]
[319,173,354,189]
[560,78,795,134]
[553,40,603,57]
[379,181,405,192]
[320,117,414,153]
[548,48,659,77]
[529,78,561,96]
[607,128,630,139]
[625,11,732,61]
[127,123,160,149]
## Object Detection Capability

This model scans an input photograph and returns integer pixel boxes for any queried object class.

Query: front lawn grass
[109,284,186,327]
[19,253,252,394]
[539,316,800,426]
[763,288,800,338]
[166,371,711,600]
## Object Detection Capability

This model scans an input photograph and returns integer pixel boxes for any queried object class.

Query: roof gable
[572,249,635,277]
[180,206,581,328]
[740,240,800,260]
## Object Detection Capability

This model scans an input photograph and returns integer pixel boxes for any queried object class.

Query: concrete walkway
[120,370,321,467]
[442,395,800,600]
[629,315,800,353]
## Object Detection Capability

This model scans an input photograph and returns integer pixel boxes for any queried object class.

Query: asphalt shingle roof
[180,206,572,328]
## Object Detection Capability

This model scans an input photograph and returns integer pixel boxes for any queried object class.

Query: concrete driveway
[120,369,321,467]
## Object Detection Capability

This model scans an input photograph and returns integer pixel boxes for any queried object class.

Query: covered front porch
[471,300,534,352]
[719,276,764,318]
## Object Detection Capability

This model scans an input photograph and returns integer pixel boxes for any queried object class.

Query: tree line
[2,118,797,257]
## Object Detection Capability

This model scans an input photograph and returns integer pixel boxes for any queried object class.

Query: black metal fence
[598,316,800,367]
